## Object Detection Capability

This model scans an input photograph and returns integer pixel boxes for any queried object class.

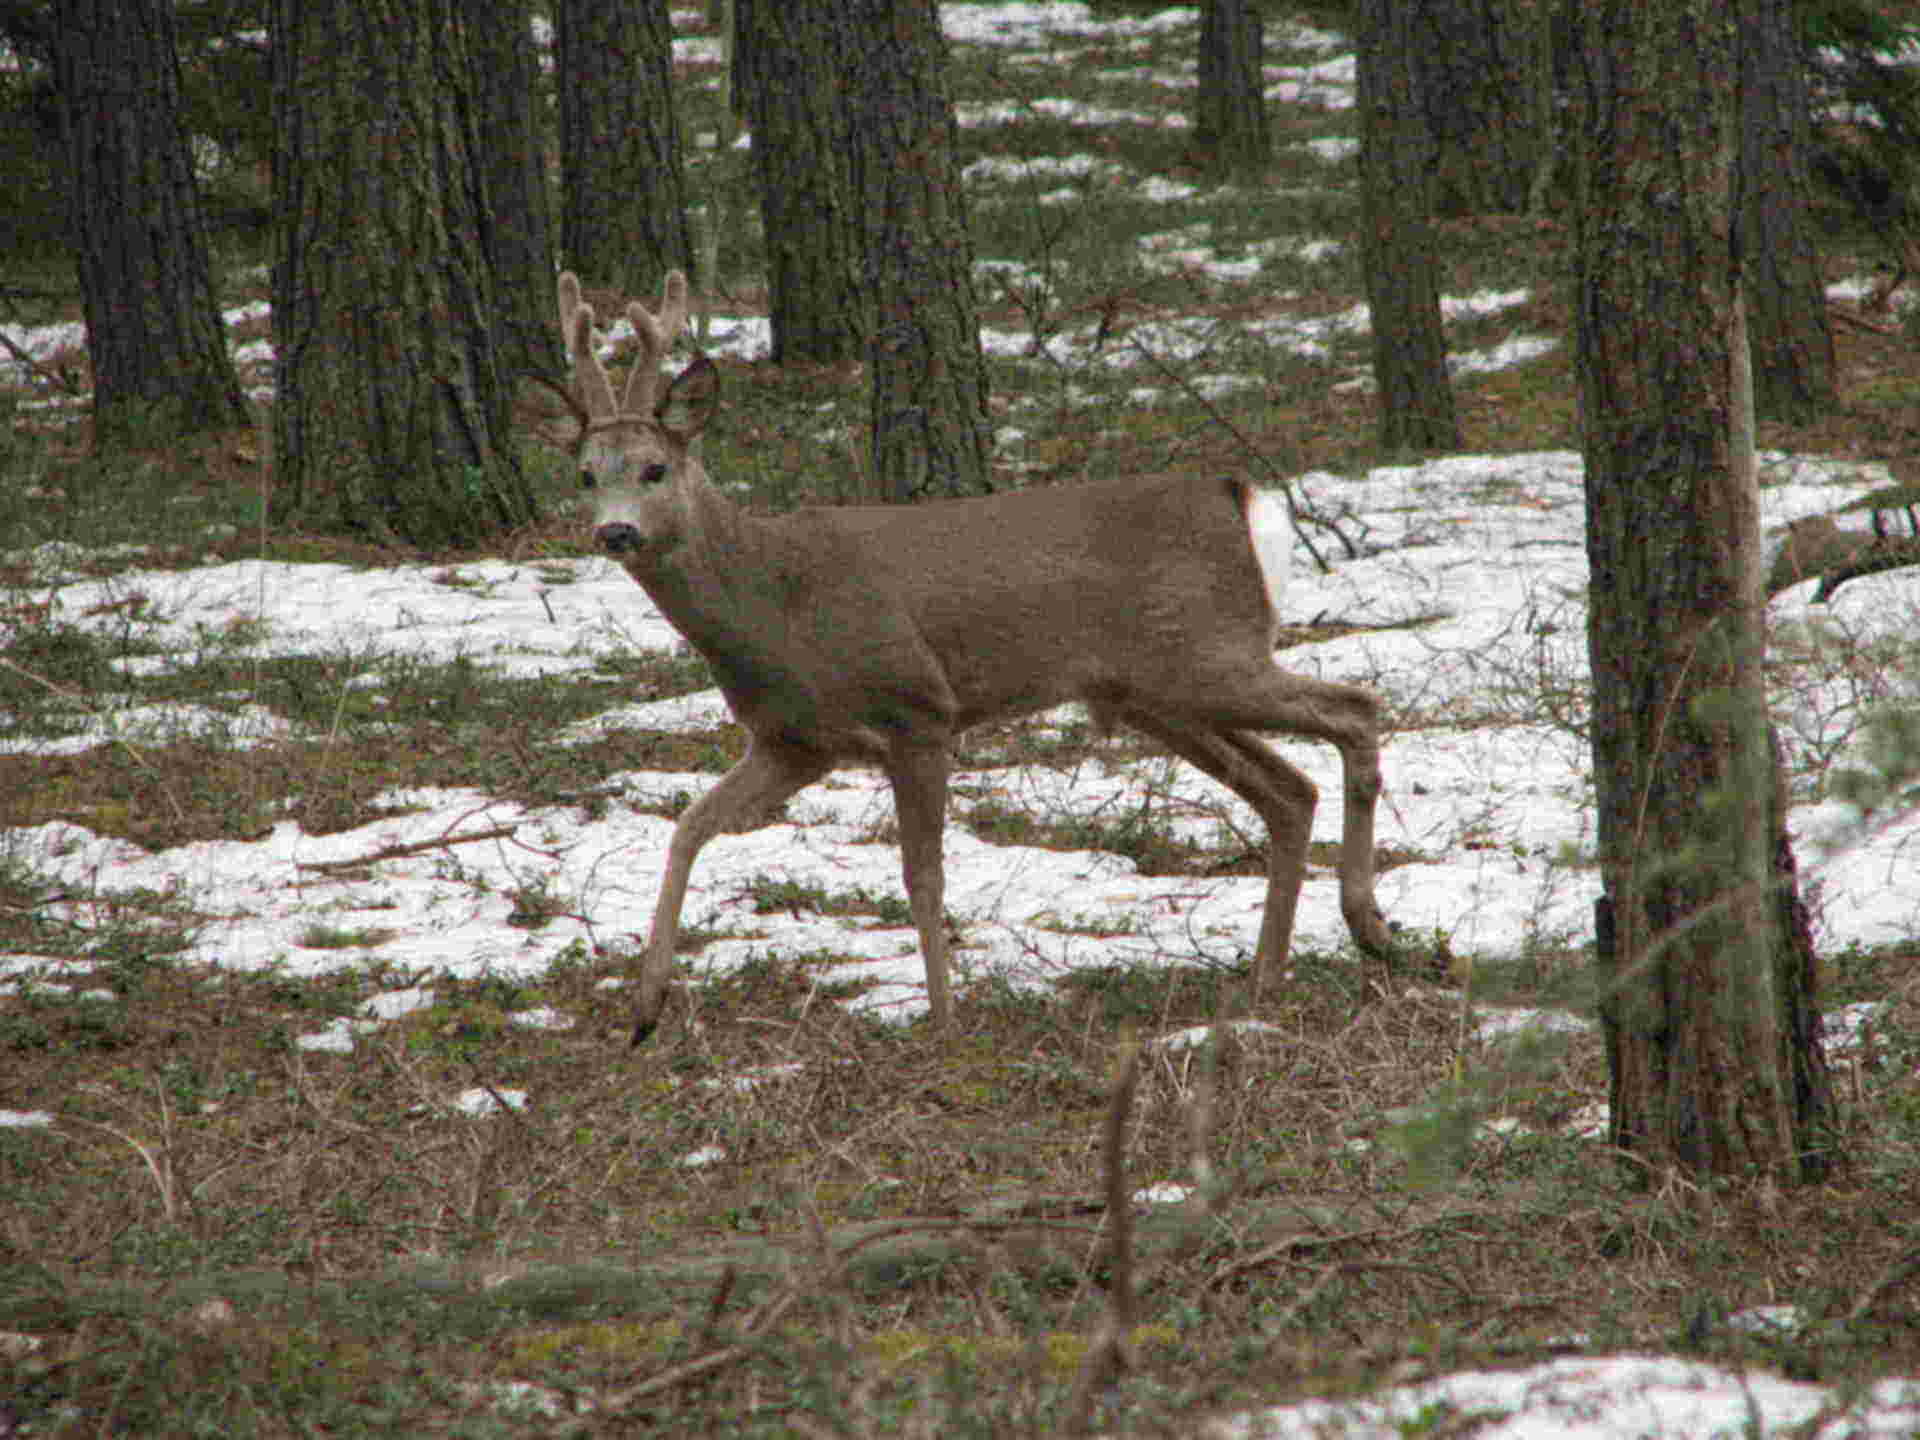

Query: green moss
[506,1317,683,1370]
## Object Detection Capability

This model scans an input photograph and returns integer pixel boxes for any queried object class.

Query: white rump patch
[1245,488,1292,619]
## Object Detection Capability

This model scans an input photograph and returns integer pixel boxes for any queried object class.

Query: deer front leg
[631,740,830,1044]
[886,742,955,1031]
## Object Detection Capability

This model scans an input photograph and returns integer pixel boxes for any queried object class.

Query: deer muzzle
[596,521,644,555]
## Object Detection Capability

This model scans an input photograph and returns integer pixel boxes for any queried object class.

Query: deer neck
[606,466,755,597]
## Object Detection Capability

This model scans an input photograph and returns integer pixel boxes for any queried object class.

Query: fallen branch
[296,823,520,873]
[0,322,82,395]
[1814,537,1920,602]
[592,1209,1106,1419]
[600,1285,804,1412]
[1846,1243,1920,1326]
[1205,1222,1400,1290]
[1828,305,1898,337]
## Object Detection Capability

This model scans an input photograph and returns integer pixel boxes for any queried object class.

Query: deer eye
[640,462,668,486]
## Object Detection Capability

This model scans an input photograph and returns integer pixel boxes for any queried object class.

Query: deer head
[555,270,719,554]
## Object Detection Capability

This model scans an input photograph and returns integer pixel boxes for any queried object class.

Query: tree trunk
[271,0,536,547]
[1574,0,1836,1184]
[1195,0,1269,177]
[839,0,992,502]
[471,0,561,381]
[1417,0,1557,216]
[555,0,693,294]
[1739,0,1837,422]
[735,0,864,365]
[51,0,248,443]
[1354,0,1461,454]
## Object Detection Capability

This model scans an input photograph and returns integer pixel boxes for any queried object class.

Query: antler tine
[619,270,695,416]
[527,371,593,456]
[557,270,584,344]
[656,269,691,344]
[558,275,619,422]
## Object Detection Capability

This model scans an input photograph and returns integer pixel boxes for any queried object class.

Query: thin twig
[600,1287,803,1412]
[695,1265,738,1350]
[68,1102,182,1224]
[1846,1245,1920,1325]
[0,323,80,394]
[0,655,189,823]
[1061,1040,1141,1437]
[1123,333,1360,572]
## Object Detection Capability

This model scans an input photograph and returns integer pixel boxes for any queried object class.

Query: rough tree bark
[734,0,864,365]
[471,0,561,381]
[1196,0,1269,177]
[1739,0,1837,422]
[1417,0,1558,216]
[1354,0,1461,453]
[271,0,536,546]
[1574,0,1835,1184]
[555,0,693,295]
[838,0,992,502]
[51,0,248,442]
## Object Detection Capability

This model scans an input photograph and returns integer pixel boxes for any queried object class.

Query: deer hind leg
[1113,710,1315,1002]
[1231,671,1390,965]
[631,738,831,1044]
[883,741,955,1031]
[1118,668,1390,993]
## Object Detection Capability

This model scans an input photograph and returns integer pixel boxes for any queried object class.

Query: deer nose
[597,522,643,554]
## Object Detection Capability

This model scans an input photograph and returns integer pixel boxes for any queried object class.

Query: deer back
[800,473,1280,727]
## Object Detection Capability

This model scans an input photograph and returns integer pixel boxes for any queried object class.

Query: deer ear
[656,354,719,441]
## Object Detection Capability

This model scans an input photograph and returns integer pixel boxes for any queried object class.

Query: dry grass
[4,919,1918,1432]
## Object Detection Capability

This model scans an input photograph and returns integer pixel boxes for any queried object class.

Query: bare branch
[1061,1041,1140,1436]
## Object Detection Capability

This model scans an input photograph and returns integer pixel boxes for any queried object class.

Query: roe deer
[557,269,1392,1043]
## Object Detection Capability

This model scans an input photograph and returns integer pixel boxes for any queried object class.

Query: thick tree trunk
[1196,0,1269,177]
[1417,0,1557,216]
[839,0,992,502]
[1354,0,1461,454]
[472,0,561,381]
[52,0,248,442]
[735,0,864,365]
[555,0,693,295]
[1574,0,1835,1184]
[271,0,536,547]
[1739,0,1837,422]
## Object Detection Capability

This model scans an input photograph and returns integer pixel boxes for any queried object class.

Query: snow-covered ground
[6,450,1912,1022]
[4,4,1918,1433]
